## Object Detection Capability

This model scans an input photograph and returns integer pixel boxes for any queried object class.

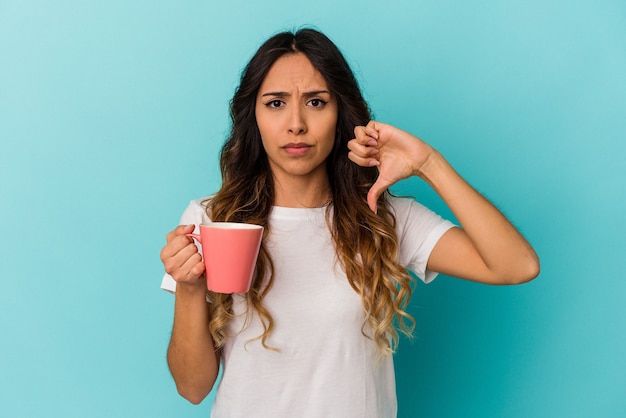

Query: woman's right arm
[160,224,220,404]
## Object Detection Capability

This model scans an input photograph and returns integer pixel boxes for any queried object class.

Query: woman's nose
[287,105,307,135]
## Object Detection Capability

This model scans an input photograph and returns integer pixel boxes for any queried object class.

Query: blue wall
[1,1,624,417]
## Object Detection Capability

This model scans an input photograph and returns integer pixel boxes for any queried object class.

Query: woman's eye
[266,100,283,108]
[308,99,327,108]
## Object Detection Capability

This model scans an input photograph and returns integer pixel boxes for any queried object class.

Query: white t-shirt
[161,196,455,417]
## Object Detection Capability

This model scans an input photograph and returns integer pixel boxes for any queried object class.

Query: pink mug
[187,222,264,294]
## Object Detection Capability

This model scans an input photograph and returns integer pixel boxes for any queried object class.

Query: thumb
[166,224,196,243]
[176,224,196,240]
[179,224,196,233]
[367,178,390,214]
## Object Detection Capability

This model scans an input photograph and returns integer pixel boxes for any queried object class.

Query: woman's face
[255,53,338,184]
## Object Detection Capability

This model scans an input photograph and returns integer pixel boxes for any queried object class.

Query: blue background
[1,0,624,417]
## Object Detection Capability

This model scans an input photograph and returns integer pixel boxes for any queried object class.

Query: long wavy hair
[205,28,415,356]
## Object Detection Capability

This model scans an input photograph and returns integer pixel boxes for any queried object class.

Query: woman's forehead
[259,53,329,94]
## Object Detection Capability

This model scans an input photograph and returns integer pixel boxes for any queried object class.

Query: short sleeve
[391,196,456,284]
[160,198,211,293]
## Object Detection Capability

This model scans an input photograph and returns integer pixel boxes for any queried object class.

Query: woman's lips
[282,143,312,156]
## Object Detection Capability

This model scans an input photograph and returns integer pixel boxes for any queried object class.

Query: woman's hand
[348,120,435,212]
[160,224,206,288]
[162,224,219,404]
[348,120,539,284]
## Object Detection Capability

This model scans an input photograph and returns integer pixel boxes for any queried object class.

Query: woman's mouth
[282,143,312,156]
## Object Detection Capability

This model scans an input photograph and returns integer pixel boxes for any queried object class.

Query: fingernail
[368,159,380,167]
[367,140,377,146]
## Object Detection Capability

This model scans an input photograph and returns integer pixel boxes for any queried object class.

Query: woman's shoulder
[387,194,425,213]
[178,196,213,224]
[386,194,450,226]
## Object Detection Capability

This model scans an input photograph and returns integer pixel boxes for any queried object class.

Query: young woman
[160,28,539,417]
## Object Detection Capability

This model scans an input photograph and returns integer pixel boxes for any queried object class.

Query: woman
[160,28,539,417]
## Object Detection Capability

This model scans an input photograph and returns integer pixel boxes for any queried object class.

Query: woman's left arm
[348,121,540,285]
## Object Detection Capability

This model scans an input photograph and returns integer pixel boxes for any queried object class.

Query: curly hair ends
[205,28,416,355]
[331,190,416,358]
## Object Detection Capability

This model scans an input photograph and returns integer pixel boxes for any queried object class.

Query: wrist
[416,151,473,207]
[176,279,208,297]
[415,150,449,184]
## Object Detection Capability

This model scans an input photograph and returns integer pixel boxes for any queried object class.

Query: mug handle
[185,233,202,242]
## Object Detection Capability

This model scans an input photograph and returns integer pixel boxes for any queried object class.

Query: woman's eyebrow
[260,89,331,97]
[260,91,289,97]
[303,90,331,97]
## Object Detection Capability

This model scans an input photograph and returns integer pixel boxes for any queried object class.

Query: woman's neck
[272,173,331,208]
